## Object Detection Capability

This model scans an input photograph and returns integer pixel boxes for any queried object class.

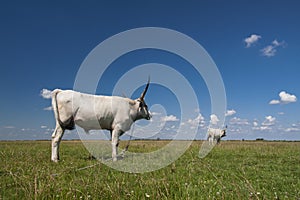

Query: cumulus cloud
[253,121,258,127]
[252,116,276,132]
[187,114,205,127]
[244,34,261,48]
[40,89,52,99]
[269,91,297,104]
[261,45,277,57]
[210,114,219,125]
[263,116,276,125]
[279,91,297,103]
[225,109,236,117]
[161,115,179,122]
[261,39,286,57]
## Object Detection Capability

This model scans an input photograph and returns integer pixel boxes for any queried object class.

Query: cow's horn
[140,77,150,100]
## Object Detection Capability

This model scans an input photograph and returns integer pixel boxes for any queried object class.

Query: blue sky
[0,0,299,140]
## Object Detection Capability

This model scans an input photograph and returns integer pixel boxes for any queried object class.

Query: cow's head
[133,79,151,120]
[221,125,227,138]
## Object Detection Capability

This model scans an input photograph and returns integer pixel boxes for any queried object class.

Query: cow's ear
[139,101,143,108]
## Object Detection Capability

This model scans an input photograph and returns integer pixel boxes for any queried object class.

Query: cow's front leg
[111,129,121,161]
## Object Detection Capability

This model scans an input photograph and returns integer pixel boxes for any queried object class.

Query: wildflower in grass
[274,192,278,199]
[145,193,150,198]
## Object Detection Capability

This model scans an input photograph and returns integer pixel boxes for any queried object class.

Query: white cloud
[261,40,285,57]
[150,112,162,116]
[282,123,300,133]
[284,127,300,132]
[40,89,52,99]
[272,39,285,47]
[261,45,276,57]
[4,126,15,129]
[253,121,258,127]
[187,114,205,127]
[269,99,280,105]
[270,91,297,105]
[230,117,249,125]
[161,115,179,122]
[43,106,53,111]
[266,115,276,122]
[225,109,236,117]
[262,115,276,126]
[253,126,272,131]
[210,114,219,125]
[279,91,297,103]
[244,34,261,48]
[252,116,277,132]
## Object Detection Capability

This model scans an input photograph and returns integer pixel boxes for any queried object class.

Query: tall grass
[1,140,299,199]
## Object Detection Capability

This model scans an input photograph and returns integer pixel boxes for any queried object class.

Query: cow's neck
[130,104,141,122]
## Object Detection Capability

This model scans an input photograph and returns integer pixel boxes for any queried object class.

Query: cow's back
[59,91,132,131]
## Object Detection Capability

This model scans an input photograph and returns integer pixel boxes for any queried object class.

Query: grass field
[1,140,299,199]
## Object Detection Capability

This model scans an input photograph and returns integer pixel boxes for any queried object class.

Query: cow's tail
[51,89,63,127]
[51,89,75,130]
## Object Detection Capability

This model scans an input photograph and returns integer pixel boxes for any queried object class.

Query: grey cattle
[51,80,151,162]
[207,127,227,145]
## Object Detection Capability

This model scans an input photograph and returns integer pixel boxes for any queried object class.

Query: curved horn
[140,77,150,100]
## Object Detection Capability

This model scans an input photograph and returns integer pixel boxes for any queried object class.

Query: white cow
[51,80,151,162]
[207,127,227,145]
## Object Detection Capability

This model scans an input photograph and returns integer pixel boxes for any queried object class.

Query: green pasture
[0,140,299,199]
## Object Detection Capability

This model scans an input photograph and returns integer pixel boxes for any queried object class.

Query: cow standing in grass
[51,80,151,162]
[207,127,227,145]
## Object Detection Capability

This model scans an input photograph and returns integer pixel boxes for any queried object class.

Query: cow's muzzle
[146,114,152,120]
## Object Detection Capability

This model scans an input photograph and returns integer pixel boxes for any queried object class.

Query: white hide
[207,128,226,145]
[51,82,151,162]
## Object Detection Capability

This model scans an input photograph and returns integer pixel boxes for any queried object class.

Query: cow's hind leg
[51,124,65,162]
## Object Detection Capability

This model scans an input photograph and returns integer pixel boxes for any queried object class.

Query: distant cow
[51,79,151,162]
[207,127,227,145]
